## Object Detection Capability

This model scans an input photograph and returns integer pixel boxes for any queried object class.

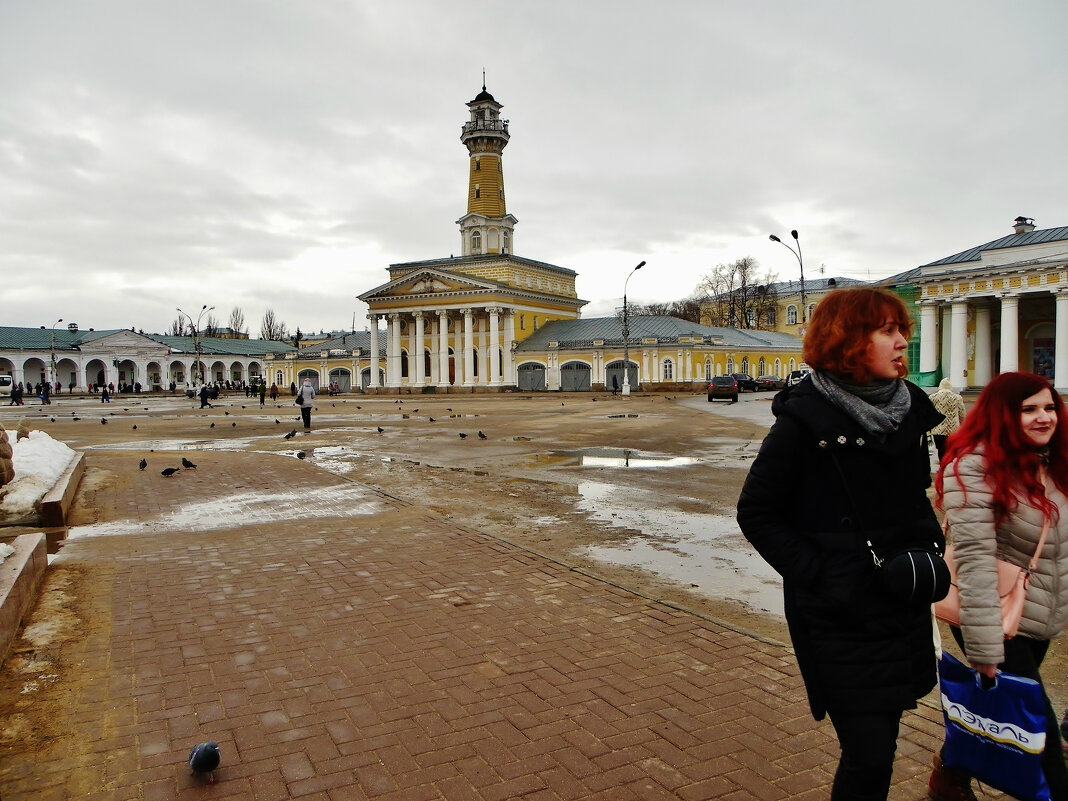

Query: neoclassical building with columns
[911,217,1068,391]
[354,83,587,392]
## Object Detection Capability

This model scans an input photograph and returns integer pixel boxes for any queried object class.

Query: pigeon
[101,418,108,424]
[232,422,236,427]
[210,423,215,428]
[188,741,221,784]
[478,431,487,440]
[296,451,306,459]
[139,458,147,470]
[72,416,80,421]
[428,417,435,422]
[275,419,280,424]
[377,426,384,433]
[356,406,361,410]
[446,408,452,412]
[458,433,467,439]
[181,457,197,469]
[161,467,180,477]
[50,417,55,423]
[132,424,137,430]
[224,411,229,415]
[284,430,296,440]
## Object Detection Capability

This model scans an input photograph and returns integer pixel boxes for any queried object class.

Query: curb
[0,533,46,667]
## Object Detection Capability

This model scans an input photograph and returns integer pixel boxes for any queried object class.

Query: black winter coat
[736,378,945,720]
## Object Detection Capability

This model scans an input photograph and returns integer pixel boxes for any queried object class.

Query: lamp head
[769,234,781,243]
[791,230,799,240]
[636,260,646,269]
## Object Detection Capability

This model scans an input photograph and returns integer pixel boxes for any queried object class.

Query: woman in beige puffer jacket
[934,372,1068,801]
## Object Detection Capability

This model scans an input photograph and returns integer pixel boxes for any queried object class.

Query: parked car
[708,375,739,403]
[730,373,757,392]
[0,375,11,397]
[755,374,785,391]
[787,368,812,387]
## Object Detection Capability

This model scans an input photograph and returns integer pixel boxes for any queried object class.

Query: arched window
[474,186,481,199]
[503,230,511,254]
[704,359,712,381]
[789,358,797,372]
[471,231,482,254]
[787,305,798,325]
[765,308,777,327]
[774,358,782,376]
[727,358,735,374]
[662,359,673,381]
[475,157,481,171]
[519,314,525,331]
[758,358,766,375]
[741,357,749,374]
[807,303,816,322]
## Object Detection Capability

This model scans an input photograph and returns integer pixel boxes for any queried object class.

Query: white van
[787,368,812,387]
[0,375,12,396]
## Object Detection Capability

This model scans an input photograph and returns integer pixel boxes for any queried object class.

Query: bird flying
[188,741,221,784]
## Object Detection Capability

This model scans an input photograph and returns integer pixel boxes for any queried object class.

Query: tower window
[474,186,481,199]
[471,231,482,254]
[475,157,481,171]
[503,231,510,254]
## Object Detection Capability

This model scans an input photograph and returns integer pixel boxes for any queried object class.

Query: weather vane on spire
[482,68,486,90]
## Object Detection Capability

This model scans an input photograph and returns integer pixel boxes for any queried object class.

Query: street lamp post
[622,260,646,396]
[769,230,806,326]
[177,304,214,388]
[50,318,63,390]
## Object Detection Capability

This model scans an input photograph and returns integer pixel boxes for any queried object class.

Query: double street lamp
[177,304,214,387]
[622,260,646,396]
[49,317,63,389]
[769,229,807,326]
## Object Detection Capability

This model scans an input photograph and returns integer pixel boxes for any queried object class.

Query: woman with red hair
[932,372,1068,801]
[738,287,946,800]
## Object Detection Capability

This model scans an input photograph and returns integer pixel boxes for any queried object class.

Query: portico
[913,218,1068,391]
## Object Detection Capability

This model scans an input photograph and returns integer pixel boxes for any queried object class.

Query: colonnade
[918,289,1068,390]
[366,306,517,389]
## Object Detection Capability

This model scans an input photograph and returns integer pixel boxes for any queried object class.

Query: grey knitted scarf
[811,370,911,435]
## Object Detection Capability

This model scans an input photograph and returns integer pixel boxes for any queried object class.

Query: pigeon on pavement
[478,431,487,440]
[284,430,296,440]
[181,457,197,469]
[161,467,180,477]
[139,458,147,470]
[458,433,467,439]
[188,741,221,784]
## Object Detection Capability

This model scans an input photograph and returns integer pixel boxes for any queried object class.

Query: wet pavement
[0,436,968,800]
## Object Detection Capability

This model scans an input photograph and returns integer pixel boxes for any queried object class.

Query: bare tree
[669,298,702,323]
[202,314,221,337]
[696,257,777,328]
[168,316,186,336]
[227,306,247,337]
[260,309,288,341]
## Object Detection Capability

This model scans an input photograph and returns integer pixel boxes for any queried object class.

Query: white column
[387,314,401,387]
[368,315,380,388]
[503,308,515,386]
[940,307,953,381]
[437,310,450,387]
[488,307,502,386]
[1000,295,1020,373]
[950,300,969,390]
[974,303,993,387]
[414,312,426,387]
[478,317,488,385]
[919,302,939,376]
[1055,291,1068,392]
[463,308,475,387]
[406,315,417,388]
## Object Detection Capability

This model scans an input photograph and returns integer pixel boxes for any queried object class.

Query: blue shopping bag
[938,652,1050,801]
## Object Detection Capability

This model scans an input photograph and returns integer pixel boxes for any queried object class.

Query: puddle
[67,485,384,538]
[532,447,701,469]
[576,480,784,618]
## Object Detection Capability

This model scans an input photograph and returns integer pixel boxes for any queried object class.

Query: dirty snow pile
[0,430,77,517]
[0,542,14,565]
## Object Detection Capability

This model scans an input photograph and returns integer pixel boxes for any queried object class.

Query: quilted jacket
[941,450,1068,665]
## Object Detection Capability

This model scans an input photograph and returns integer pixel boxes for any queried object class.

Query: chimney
[67,322,79,331]
[1013,216,1036,234]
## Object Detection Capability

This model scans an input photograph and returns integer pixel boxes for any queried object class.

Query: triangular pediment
[359,269,503,302]
[85,330,169,352]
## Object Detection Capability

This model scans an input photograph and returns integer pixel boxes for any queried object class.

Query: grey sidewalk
[0,450,960,800]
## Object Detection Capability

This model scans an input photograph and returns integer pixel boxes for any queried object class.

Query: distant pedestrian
[929,377,966,462]
[101,386,110,403]
[611,374,619,396]
[199,385,210,409]
[297,378,315,430]
[290,382,297,396]
[270,383,278,401]
[258,381,266,407]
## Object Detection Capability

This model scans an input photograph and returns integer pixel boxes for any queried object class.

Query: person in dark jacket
[738,287,946,801]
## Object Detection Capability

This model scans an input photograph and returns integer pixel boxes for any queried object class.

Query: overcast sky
[3,1,1066,337]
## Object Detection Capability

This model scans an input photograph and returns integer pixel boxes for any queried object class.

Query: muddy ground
[5,388,1067,710]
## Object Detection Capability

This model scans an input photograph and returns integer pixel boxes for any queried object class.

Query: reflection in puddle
[576,480,784,617]
[531,447,700,469]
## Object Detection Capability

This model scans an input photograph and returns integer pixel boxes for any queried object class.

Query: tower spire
[458,83,517,256]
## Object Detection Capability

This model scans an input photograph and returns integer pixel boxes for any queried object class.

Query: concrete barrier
[38,452,85,528]
[0,533,47,666]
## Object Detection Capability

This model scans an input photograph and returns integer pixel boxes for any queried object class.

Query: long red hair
[935,372,1068,524]
[802,287,912,382]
